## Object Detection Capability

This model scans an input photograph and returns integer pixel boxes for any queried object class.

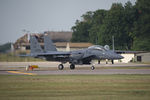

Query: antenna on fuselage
[112,36,114,51]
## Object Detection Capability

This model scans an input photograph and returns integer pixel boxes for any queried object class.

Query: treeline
[71,0,150,51]
[0,43,11,53]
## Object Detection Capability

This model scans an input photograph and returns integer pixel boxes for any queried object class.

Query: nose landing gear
[58,64,95,70]
[91,66,95,70]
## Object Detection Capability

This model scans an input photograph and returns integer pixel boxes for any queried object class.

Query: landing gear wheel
[91,66,95,70]
[70,64,75,70]
[58,64,64,70]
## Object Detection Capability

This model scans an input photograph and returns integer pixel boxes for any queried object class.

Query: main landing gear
[58,64,95,70]
[70,64,75,70]
[58,64,76,70]
[58,64,64,70]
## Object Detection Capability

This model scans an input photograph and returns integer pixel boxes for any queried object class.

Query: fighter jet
[28,34,123,70]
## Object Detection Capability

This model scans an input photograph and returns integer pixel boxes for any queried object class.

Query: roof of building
[44,31,72,42]
[13,31,73,49]
[115,50,148,54]
[55,42,93,48]
[18,42,93,48]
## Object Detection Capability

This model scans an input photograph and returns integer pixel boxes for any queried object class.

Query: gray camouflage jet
[28,34,123,70]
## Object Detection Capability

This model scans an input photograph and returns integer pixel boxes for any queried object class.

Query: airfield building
[13,31,93,52]
[135,52,150,63]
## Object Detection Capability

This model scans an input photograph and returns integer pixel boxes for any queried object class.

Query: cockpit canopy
[104,45,110,50]
[88,45,106,51]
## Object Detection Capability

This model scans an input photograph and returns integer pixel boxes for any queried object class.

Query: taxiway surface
[0,62,150,75]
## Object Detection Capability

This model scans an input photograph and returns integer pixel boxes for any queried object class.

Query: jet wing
[19,54,32,57]
[37,51,71,57]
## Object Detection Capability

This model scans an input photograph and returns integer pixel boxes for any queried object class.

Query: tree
[71,0,150,51]
[0,43,11,53]
[100,3,127,49]
[132,0,150,51]
[88,9,107,44]
[71,21,91,42]
[71,12,93,42]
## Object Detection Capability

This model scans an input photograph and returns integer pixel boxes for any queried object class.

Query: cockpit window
[88,45,106,51]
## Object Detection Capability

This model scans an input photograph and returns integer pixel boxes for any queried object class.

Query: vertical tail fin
[44,34,57,52]
[30,35,43,54]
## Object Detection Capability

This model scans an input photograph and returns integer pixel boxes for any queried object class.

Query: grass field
[0,75,150,100]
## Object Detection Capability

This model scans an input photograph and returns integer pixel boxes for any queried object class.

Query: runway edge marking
[7,71,37,75]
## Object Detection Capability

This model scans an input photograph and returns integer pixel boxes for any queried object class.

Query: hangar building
[13,31,93,52]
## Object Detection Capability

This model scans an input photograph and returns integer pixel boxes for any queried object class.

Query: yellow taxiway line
[7,71,37,75]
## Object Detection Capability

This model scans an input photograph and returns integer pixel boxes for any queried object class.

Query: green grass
[0,75,150,100]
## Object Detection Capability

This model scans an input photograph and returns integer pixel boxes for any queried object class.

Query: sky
[0,0,136,44]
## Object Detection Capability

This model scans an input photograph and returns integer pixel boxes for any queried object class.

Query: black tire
[70,64,75,70]
[58,64,64,70]
[91,66,95,70]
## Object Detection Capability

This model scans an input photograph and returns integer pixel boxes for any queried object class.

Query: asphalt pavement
[0,62,150,75]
